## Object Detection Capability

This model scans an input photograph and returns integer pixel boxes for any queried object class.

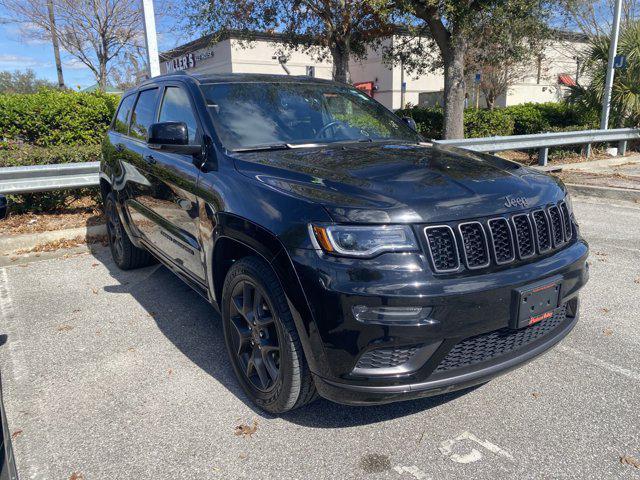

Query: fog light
[352,306,435,326]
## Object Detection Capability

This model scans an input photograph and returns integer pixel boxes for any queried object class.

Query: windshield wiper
[233,143,291,153]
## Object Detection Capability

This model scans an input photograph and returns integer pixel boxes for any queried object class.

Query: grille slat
[435,305,568,373]
[559,201,573,241]
[532,210,552,252]
[512,214,535,259]
[424,226,459,273]
[459,222,490,269]
[548,205,565,247]
[488,218,515,264]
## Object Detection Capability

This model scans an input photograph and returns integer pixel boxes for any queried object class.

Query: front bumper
[289,238,589,406]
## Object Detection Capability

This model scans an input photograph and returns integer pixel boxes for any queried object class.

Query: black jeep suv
[100,73,589,413]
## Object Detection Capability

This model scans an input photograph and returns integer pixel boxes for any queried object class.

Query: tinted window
[199,82,421,150]
[113,94,135,134]
[130,88,158,141]
[158,87,199,145]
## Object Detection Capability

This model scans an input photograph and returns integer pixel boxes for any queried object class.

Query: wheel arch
[209,214,324,375]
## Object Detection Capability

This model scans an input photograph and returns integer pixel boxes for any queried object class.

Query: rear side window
[158,87,199,145]
[112,94,135,134]
[130,88,159,141]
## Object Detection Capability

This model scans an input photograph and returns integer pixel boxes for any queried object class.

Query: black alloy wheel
[228,280,281,391]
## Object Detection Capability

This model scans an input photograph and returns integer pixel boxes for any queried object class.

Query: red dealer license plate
[513,277,562,329]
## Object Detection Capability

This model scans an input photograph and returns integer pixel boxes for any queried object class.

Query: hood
[231,142,567,224]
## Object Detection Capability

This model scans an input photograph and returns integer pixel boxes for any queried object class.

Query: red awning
[558,74,577,87]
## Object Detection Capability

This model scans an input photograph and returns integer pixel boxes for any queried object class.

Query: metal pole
[141,0,161,77]
[600,0,623,130]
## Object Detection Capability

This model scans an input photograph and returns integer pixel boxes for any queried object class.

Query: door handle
[143,154,157,165]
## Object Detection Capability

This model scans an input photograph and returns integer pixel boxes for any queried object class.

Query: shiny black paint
[101,72,589,406]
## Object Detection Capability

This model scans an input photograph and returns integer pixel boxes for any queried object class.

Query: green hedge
[0,143,102,213]
[0,89,118,147]
[397,102,599,139]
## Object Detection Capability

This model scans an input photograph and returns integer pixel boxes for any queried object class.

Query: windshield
[199,81,421,151]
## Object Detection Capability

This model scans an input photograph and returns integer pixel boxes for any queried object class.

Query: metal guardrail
[0,162,100,195]
[0,128,638,194]
[434,127,640,166]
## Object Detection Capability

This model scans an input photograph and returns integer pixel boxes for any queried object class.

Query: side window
[130,88,159,141]
[158,87,199,145]
[112,94,135,134]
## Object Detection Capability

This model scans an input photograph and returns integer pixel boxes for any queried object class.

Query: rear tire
[104,192,155,270]
[222,256,317,413]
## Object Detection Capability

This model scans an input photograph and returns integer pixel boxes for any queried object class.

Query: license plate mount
[513,277,562,329]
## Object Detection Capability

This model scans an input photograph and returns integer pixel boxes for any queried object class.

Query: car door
[129,82,206,282]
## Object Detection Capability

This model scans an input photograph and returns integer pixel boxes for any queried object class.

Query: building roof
[81,83,123,94]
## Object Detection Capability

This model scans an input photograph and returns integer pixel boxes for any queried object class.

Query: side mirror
[148,122,201,155]
[0,195,7,220]
[402,117,418,132]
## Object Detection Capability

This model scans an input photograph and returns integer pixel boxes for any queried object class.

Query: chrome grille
[459,222,490,269]
[424,226,459,273]
[423,200,574,274]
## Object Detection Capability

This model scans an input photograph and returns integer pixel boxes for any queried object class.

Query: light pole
[600,0,623,130]
[141,0,160,77]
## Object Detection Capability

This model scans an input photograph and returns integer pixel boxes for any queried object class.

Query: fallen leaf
[11,429,22,439]
[234,420,258,438]
[92,288,98,295]
[95,330,102,335]
[128,347,135,352]
[601,308,610,314]
[239,453,248,460]
[72,309,81,313]
[168,368,173,376]
[620,455,640,469]
[635,278,640,284]
[56,324,74,332]
[532,392,542,399]
[595,251,608,257]
[69,473,84,480]
[603,329,613,336]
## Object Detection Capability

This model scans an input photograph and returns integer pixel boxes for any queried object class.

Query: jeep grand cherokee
[100,73,589,413]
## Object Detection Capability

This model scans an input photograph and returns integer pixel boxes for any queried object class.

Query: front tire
[222,257,317,413]
[104,192,155,270]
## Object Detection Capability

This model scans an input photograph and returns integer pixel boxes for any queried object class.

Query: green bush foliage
[0,89,118,147]
[397,102,598,139]
[464,108,514,138]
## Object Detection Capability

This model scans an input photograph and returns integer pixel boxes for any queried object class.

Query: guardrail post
[585,143,592,158]
[538,147,549,166]
[618,140,627,156]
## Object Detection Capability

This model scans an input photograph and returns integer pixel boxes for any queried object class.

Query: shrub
[395,106,444,139]
[0,89,118,147]
[502,104,550,135]
[464,108,514,138]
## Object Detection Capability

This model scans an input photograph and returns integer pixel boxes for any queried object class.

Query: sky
[0,13,188,90]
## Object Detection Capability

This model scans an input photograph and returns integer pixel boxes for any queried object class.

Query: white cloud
[62,58,88,70]
[0,54,47,68]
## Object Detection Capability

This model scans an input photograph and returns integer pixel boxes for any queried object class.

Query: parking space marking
[439,431,514,464]
[558,345,640,381]
[392,465,431,479]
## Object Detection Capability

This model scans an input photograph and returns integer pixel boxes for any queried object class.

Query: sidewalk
[539,155,640,202]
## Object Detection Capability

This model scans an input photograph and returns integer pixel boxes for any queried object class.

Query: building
[160,30,589,111]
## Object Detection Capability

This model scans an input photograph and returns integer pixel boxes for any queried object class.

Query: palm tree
[568,21,640,128]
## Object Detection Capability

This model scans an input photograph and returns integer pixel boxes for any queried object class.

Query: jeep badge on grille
[504,196,529,208]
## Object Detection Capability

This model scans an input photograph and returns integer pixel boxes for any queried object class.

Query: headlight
[309,224,419,257]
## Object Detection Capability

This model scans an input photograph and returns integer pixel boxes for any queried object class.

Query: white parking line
[438,431,514,464]
[558,345,640,381]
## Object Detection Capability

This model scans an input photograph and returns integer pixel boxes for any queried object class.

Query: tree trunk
[330,39,351,84]
[442,42,466,139]
[98,60,108,90]
[47,0,64,89]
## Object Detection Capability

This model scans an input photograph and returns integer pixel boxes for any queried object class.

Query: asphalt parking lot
[0,196,639,480]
